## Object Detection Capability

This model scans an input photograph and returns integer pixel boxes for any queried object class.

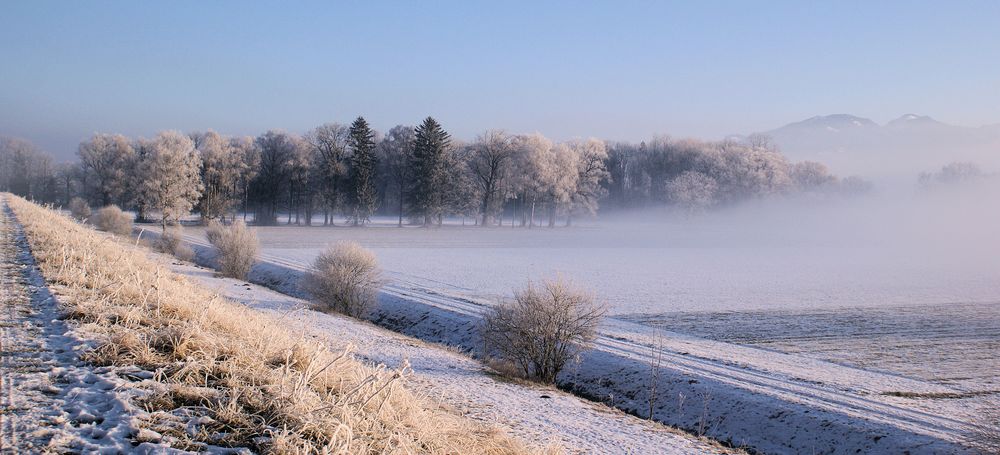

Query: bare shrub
[67,197,91,221]
[206,220,259,280]
[302,241,384,318]
[90,205,133,236]
[156,228,195,262]
[481,278,607,384]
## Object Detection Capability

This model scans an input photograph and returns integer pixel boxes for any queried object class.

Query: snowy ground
[165,218,985,454]
[160,258,733,454]
[0,201,178,453]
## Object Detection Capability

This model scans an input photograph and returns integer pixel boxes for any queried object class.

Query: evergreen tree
[348,116,378,224]
[407,117,451,225]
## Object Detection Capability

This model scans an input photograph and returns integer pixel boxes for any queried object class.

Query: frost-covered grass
[7,194,532,454]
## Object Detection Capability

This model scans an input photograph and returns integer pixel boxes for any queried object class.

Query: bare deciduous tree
[193,131,246,222]
[378,125,415,227]
[306,123,350,224]
[77,133,135,206]
[469,130,516,226]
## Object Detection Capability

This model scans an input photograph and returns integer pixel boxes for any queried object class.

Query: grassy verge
[4,194,533,454]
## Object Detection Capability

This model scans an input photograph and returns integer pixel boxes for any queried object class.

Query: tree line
[2,119,868,227]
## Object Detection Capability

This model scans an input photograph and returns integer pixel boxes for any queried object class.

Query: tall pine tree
[408,117,451,226]
[348,116,378,224]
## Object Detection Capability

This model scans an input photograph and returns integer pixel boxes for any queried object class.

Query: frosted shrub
[68,197,91,222]
[206,220,259,280]
[302,241,383,318]
[481,278,607,384]
[156,228,194,262]
[90,205,133,236]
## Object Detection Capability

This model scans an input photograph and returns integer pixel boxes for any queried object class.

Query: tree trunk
[528,200,535,229]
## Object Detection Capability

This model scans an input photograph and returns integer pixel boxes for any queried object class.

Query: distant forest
[1,118,870,227]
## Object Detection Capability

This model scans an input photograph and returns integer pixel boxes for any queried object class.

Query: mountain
[884,114,958,132]
[762,114,1000,177]
[776,114,879,133]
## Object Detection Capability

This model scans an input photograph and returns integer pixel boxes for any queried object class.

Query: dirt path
[0,197,167,453]
[0,198,61,451]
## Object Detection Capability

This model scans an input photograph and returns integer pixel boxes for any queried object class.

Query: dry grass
[206,220,259,280]
[89,205,133,236]
[5,194,534,454]
[302,242,384,318]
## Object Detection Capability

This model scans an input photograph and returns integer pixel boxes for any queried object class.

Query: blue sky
[2,0,998,159]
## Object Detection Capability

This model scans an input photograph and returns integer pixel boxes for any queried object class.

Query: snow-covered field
[160,193,998,453]
[179,195,1000,394]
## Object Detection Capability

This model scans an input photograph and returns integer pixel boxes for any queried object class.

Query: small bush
[90,205,133,236]
[206,220,259,280]
[156,228,195,262]
[302,241,384,318]
[68,197,91,221]
[481,277,607,384]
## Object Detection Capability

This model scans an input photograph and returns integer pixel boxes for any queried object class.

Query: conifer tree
[348,117,378,224]
[407,117,451,225]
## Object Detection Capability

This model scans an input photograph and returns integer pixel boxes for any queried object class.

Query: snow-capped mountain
[762,114,1000,177]
[776,114,879,133]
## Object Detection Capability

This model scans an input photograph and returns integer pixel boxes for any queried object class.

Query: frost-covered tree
[838,175,873,196]
[229,136,259,222]
[443,143,481,224]
[285,136,312,224]
[0,137,57,202]
[78,133,135,206]
[130,138,155,222]
[566,138,609,225]
[512,136,579,228]
[469,130,516,226]
[378,125,414,226]
[408,117,451,226]
[139,131,204,230]
[193,131,246,222]
[919,161,986,188]
[712,142,791,203]
[790,161,837,192]
[347,116,378,225]
[305,123,350,224]
[665,170,718,213]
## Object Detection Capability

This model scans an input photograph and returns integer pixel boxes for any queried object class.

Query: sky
[2,0,999,159]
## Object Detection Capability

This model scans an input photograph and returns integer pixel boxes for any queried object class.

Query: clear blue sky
[2,0,999,159]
